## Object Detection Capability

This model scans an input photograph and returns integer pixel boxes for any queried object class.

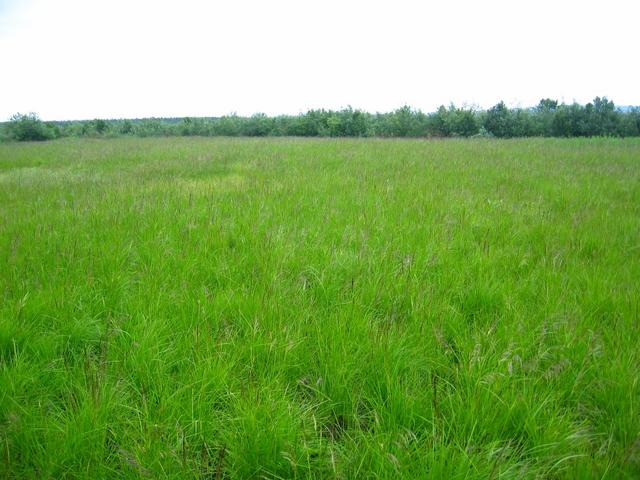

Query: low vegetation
[2,97,639,142]
[1,137,639,478]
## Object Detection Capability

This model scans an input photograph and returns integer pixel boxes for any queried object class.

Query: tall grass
[1,137,639,478]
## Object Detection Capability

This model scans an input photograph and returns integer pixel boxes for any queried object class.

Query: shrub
[5,113,56,141]
[484,102,513,138]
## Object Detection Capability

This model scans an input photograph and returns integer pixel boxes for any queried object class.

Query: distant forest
[2,97,639,141]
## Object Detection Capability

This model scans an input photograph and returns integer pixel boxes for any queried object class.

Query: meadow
[1,137,639,478]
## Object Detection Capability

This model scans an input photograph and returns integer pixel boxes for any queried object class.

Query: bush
[429,105,479,137]
[5,113,56,141]
[375,106,429,137]
[484,102,513,138]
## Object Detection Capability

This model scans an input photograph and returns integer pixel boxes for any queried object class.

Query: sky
[0,0,638,121]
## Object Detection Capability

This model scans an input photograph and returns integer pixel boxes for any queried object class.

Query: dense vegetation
[1,137,639,478]
[2,98,639,141]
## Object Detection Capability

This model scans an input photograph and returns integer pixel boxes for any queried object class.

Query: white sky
[0,0,638,121]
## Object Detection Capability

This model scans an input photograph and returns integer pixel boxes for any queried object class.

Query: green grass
[1,137,639,478]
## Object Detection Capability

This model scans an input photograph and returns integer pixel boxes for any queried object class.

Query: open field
[1,137,639,478]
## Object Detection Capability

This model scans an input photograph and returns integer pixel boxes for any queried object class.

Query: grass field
[1,137,639,478]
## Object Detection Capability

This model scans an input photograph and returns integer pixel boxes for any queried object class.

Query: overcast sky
[0,0,638,121]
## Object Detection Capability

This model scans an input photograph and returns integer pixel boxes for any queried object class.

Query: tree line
[2,98,639,142]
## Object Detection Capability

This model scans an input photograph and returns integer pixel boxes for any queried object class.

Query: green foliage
[4,98,640,142]
[243,114,274,137]
[5,113,56,141]
[133,118,173,137]
[76,118,111,137]
[429,105,479,137]
[327,107,371,137]
[549,98,624,137]
[118,119,134,135]
[484,101,513,138]
[376,105,429,137]
[533,98,558,136]
[589,96,619,136]
[618,108,640,137]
